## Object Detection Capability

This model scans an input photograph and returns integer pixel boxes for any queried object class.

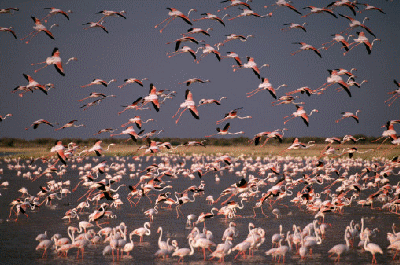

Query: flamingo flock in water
[0,0,400,264]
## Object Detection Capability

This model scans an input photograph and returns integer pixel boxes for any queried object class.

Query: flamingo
[82,21,108,33]
[198,97,227,106]
[118,97,146,115]
[196,44,221,63]
[328,226,350,262]
[339,14,376,38]
[35,239,53,258]
[247,78,286,99]
[216,34,253,49]
[302,6,338,18]
[41,7,72,22]
[221,52,242,66]
[206,123,244,138]
[97,10,126,22]
[118,77,148,88]
[0,26,17,38]
[322,34,351,51]
[216,107,252,124]
[265,0,302,16]
[385,79,400,107]
[121,116,153,129]
[0,7,19,15]
[335,110,360,123]
[193,13,228,26]
[317,69,351,95]
[14,74,48,96]
[364,234,383,264]
[228,8,269,20]
[326,0,357,16]
[280,138,315,155]
[179,78,210,86]
[131,221,151,242]
[31,47,65,75]
[0,113,12,122]
[184,27,212,37]
[291,42,322,58]
[218,0,252,13]
[21,16,56,44]
[78,92,114,102]
[344,31,380,55]
[141,83,160,112]
[232,56,269,79]
[81,78,116,88]
[110,126,144,142]
[25,119,56,130]
[172,89,199,124]
[281,22,307,32]
[155,8,196,33]
[250,128,286,146]
[358,4,385,14]
[167,45,197,61]
[283,105,318,127]
[172,239,195,262]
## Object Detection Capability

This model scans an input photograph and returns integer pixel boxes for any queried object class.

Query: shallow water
[0,155,398,264]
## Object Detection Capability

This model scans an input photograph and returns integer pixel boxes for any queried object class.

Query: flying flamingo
[221,52,242,66]
[55,120,85,131]
[118,97,147,115]
[232,56,269,79]
[167,45,197,61]
[279,138,315,155]
[31,47,65,76]
[335,110,361,124]
[317,70,351,96]
[0,7,19,15]
[172,89,199,124]
[25,119,56,130]
[218,0,252,13]
[302,6,338,18]
[198,97,227,106]
[205,123,244,137]
[93,128,115,135]
[215,34,253,49]
[385,79,400,107]
[0,26,17,38]
[142,83,160,112]
[97,10,126,22]
[291,42,322,58]
[81,78,116,88]
[250,128,287,146]
[246,78,286,99]
[0,114,12,122]
[358,4,385,14]
[166,36,201,52]
[118,78,148,88]
[339,14,376,38]
[322,34,351,51]
[41,7,72,22]
[281,22,307,32]
[192,13,229,26]
[14,74,49,96]
[326,0,357,16]
[272,95,304,106]
[20,16,56,44]
[216,107,252,124]
[196,44,221,63]
[155,8,196,33]
[265,0,302,16]
[286,86,318,97]
[121,116,154,129]
[82,21,108,33]
[227,8,269,20]
[283,105,318,127]
[183,27,213,37]
[344,31,380,55]
[78,92,113,102]
[110,126,144,142]
[179,78,210,86]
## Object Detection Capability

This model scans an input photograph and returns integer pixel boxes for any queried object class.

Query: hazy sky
[0,0,399,141]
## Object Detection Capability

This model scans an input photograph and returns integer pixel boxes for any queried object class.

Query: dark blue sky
[0,0,399,140]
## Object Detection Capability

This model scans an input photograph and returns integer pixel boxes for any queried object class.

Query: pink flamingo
[172,89,199,124]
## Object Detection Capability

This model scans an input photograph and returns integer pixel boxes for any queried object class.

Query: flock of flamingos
[2,0,400,264]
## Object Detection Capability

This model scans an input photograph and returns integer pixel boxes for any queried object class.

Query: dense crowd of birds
[0,0,400,263]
